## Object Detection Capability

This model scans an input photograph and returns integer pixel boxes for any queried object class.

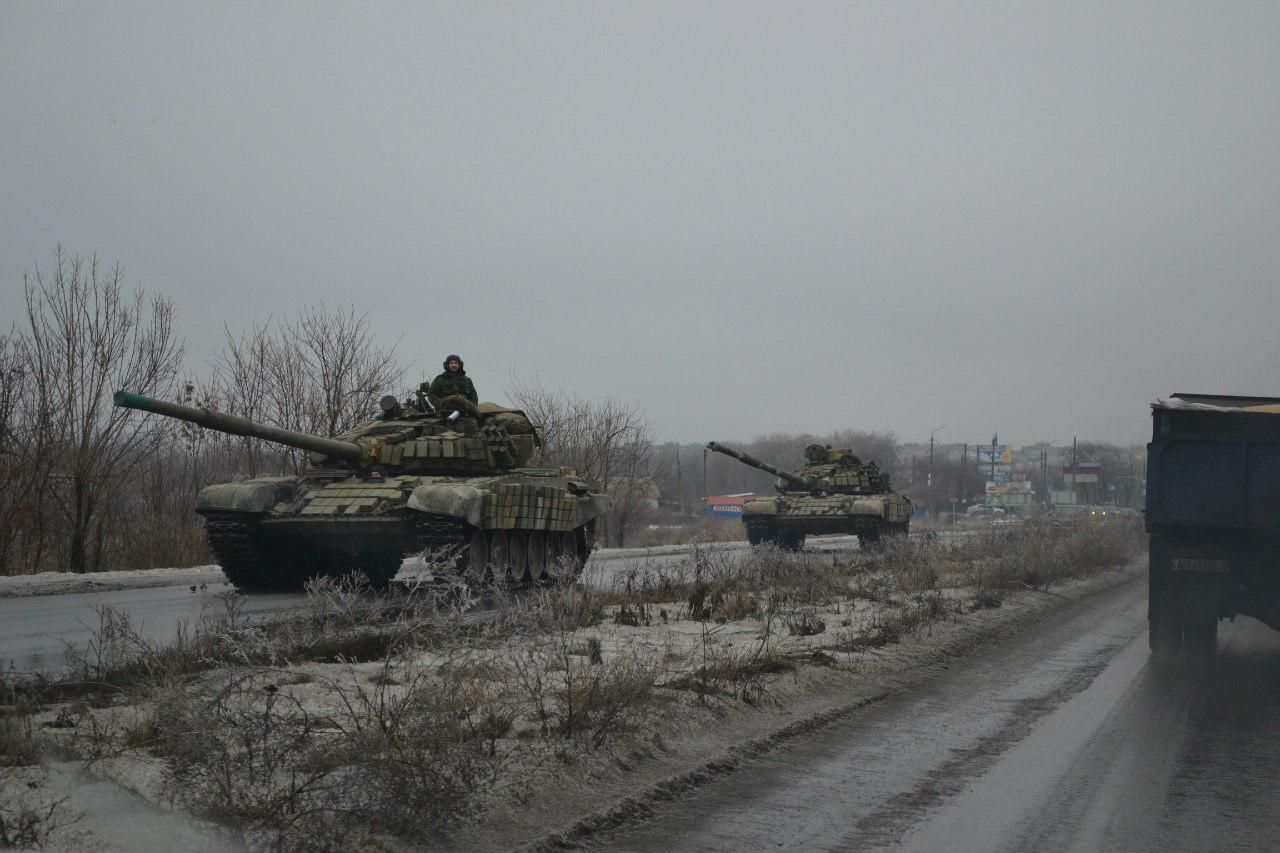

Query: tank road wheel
[466,529,490,580]
[542,531,579,583]
[527,532,548,582]
[488,531,510,583]
[509,532,529,582]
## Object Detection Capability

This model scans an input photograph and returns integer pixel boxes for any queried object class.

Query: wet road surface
[0,584,300,672]
[1,534,883,671]
[603,576,1280,852]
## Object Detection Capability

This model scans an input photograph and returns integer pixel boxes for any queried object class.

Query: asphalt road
[0,584,301,673]
[0,535,876,672]
[601,574,1280,853]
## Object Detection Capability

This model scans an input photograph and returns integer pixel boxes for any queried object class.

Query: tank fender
[851,497,888,519]
[743,497,780,516]
[196,478,298,513]
[408,483,485,526]
[579,493,611,521]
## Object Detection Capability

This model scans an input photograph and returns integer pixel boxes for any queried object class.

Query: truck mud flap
[1154,573,1222,623]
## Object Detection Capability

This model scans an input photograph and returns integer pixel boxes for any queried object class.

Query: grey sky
[3,1,1278,447]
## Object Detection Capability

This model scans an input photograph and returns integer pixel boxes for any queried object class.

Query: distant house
[706,493,756,519]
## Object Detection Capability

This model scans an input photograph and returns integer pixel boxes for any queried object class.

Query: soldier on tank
[424,354,478,410]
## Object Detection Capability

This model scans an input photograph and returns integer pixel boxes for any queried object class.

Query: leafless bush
[950,516,1143,594]
[143,659,504,850]
[675,623,789,706]
[507,376,656,547]
[835,593,951,651]
[0,773,78,850]
[0,691,39,768]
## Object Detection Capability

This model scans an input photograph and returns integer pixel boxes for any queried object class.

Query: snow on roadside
[0,537,868,599]
[0,565,226,598]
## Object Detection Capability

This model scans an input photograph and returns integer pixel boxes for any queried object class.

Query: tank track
[203,512,403,592]
[743,518,805,551]
[203,512,313,592]
[410,514,469,553]
[206,510,597,593]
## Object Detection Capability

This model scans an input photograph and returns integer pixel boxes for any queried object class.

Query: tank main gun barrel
[114,391,367,466]
[706,441,815,490]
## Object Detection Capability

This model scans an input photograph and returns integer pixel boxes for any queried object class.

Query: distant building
[706,493,756,519]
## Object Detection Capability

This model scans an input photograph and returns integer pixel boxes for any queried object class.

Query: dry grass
[13,518,1142,850]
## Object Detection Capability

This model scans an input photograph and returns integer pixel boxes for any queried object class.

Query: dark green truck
[1146,394,1280,656]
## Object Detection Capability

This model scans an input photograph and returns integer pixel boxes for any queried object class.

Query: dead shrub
[0,775,80,850]
[0,703,39,768]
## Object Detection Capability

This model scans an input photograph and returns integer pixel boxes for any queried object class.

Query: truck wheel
[1149,616,1180,657]
[1150,618,1218,658]
[1184,622,1218,657]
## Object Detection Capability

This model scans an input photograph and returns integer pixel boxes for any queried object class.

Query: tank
[115,390,610,592]
[707,441,913,550]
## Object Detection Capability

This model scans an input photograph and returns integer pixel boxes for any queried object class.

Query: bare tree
[507,376,656,547]
[0,330,43,574]
[211,306,402,474]
[20,248,183,573]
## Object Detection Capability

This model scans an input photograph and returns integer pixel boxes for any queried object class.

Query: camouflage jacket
[426,371,478,408]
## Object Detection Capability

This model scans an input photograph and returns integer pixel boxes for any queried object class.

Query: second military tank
[707,442,913,550]
[115,390,610,592]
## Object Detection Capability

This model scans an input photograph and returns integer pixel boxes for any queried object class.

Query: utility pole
[991,432,998,483]
[675,446,683,515]
[702,447,708,506]
[1041,447,1047,505]
[928,425,946,491]
[960,444,968,506]
[1071,436,1078,504]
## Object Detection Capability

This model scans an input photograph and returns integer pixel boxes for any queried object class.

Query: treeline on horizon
[0,248,1141,577]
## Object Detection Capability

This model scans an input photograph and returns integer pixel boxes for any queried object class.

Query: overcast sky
[3,2,1278,447]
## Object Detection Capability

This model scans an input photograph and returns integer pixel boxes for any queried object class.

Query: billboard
[980,464,1012,482]
[975,444,1013,465]
[986,481,1032,496]
[1063,463,1100,485]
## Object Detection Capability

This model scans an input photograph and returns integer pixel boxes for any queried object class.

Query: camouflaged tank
[707,442,913,550]
[115,390,610,592]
